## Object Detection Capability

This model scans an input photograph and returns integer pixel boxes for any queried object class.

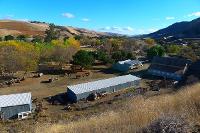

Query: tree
[178,46,197,61]
[44,24,60,42]
[66,37,80,49]
[0,37,2,41]
[94,51,113,64]
[167,45,181,54]
[4,35,14,41]
[145,38,155,46]
[63,36,69,42]
[73,50,95,68]
[111,50,135,62]
[32,36,43,43]
[16,35,26,41]
[147,45,165,58]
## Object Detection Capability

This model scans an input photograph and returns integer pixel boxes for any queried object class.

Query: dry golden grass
[36,83,200,133]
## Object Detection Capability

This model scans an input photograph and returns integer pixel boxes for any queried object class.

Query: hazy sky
[0,0,200,35]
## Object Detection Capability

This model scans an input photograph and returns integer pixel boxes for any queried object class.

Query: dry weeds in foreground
[36,84,200,133]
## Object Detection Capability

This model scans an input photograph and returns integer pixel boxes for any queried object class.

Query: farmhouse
[66,75,141,102]
[0,93,32,120]
[148,56,191,81]
[113,60,143,72]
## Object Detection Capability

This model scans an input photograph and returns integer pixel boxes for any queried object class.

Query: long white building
[66,75,141,102]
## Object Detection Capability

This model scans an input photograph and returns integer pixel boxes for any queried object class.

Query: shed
[148,56,191,81]
[66,75,141,102]
[113,60,143,72]
[0,93,32,120]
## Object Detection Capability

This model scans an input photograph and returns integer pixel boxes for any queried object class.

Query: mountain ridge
[145,17,200,39]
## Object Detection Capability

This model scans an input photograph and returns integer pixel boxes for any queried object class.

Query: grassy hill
[0,20,109,38]
[36,83,200,133]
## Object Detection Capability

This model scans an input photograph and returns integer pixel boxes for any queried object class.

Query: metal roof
[0,93,31,108]
[67,75,141,94]
[118,60,142,65]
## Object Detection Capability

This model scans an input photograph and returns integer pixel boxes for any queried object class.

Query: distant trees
[4,35,14,41]
[38,38,80,63]
[16,35,26,41]
[80,37,102,47]
[0,37,2,41]
[166,45,181,54]
[93,51,113,64]
[147,45,165,58]
[32,36,43,43]
[73,50,95,68]
[0,39,81,73]
[44,24,60,42]
[178,46,198,61]
[112,51,135,62]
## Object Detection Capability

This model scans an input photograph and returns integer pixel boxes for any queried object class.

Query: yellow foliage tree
[145,38,156,46]
[0,41,40,72]
[66,37,80,49]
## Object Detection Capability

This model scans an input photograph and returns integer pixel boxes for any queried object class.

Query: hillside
[0,20,109,37]
[146,17,200,39]
[36,83,200,133]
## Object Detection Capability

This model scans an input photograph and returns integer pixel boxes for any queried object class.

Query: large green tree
[147,45,165,58]
[73,50,95,68]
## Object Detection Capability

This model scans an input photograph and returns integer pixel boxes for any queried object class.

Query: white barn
[0,93,32,120]
[66,75,141,102]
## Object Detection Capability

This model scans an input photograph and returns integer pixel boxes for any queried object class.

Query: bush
[4,35,14,41]
[73,50,95,68]
[147,45,165,58]
[143,116,191,133]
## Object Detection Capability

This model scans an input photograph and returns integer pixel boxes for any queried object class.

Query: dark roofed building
[187,60,200,78]
[148,56,191,81]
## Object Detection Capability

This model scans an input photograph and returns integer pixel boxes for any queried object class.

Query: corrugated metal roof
[67,75,141,94]
[118,60,142,66]
[0,93,31,108]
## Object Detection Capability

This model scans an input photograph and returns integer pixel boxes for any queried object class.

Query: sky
[0,0,200,35]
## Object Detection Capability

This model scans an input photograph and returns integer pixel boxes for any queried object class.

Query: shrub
[143,116,191,133]
[4,35,14,41]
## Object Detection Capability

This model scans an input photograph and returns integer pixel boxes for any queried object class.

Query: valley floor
[0,64,189,133]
